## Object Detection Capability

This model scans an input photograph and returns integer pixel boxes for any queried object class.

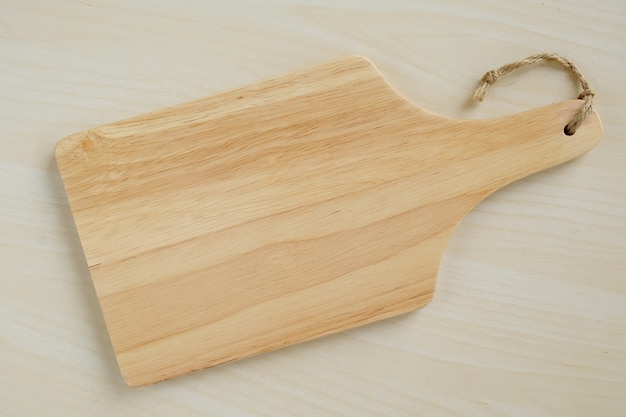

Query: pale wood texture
[55,56,602,387]
[2,0,625,414]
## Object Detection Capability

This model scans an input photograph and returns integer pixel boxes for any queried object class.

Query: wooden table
[2,1,625,416]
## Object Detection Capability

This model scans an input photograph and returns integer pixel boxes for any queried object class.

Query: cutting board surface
[56,56,601,386]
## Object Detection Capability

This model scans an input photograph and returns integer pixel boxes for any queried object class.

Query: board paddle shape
[55,56,602,386]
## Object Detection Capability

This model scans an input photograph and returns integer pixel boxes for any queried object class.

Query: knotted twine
[473,53,594,135]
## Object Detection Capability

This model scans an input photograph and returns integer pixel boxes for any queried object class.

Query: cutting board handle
[459,100,602,196]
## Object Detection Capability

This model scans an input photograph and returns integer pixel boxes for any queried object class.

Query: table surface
[2,1,625,416]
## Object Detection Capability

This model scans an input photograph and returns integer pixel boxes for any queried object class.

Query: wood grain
[56,56,601,386]
[3,0,626,415]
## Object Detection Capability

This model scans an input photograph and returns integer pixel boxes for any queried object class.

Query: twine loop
[473,53,594,135]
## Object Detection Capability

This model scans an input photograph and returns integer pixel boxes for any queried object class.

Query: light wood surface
[56,56,602,386]
[2,0,625,414]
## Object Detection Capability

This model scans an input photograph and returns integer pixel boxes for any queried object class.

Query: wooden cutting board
[55,56,602,387]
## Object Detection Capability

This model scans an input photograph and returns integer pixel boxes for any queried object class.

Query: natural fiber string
[473,53,594,135]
